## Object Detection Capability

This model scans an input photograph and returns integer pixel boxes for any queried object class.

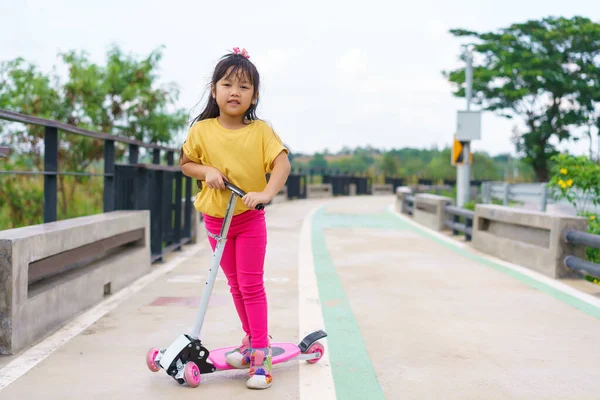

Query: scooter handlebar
[223,180,265,210]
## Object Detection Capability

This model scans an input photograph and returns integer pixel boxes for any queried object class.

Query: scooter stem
[189,192,238,340]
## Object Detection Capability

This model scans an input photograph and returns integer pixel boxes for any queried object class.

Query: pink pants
[203,209,269,348]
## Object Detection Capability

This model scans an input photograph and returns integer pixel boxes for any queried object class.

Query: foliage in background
[444,16,600,182]
[294,145,536,183]
[581,211,600,266]
[548,153,600,214]
[0,45,187,228]
[548,153,600,264]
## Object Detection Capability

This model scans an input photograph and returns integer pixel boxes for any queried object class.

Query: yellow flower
[566,179,573,187]
[560,168,568,175]
[591,215,596,221]
[558,179,566,189]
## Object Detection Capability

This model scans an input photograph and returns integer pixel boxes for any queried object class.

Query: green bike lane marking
[310,208,401,400]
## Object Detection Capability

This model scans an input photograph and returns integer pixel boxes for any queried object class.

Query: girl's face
[212,67,257,119]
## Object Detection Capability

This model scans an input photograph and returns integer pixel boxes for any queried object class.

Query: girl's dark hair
[190,52,260,126]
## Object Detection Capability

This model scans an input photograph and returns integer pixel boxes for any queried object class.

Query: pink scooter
[146,180,327,387]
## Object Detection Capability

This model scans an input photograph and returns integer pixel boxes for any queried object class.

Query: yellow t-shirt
[182,118,288,218]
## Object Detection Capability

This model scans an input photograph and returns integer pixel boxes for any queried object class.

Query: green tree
[329,156,369,173]
[0,44,187,226]
[308,152,328,171]
[425,149,455,180]
[471,152,502,180]
[379,152,400,176]
[443,16,600,182]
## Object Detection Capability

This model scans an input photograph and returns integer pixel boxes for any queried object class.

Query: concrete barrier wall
[0,210,150,354]
[413,194,453,231]
[307,184,333,199]
[395,187,413,214]
[372,183,393,195]
[349,183,357,196]
[471,205,587,278]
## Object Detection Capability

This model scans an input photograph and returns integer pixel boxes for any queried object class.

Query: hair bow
[232,47,250,59]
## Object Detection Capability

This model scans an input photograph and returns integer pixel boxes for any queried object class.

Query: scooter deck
[208,342,300,370]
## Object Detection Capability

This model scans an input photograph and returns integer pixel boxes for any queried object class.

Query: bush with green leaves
[548,153,600,266]
[548,153,600,214]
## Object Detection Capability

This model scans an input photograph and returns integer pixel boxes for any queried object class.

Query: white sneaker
[225,334,251,369]
[246,346,273,390]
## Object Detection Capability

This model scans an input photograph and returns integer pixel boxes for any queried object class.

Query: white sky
[1,0,599,157]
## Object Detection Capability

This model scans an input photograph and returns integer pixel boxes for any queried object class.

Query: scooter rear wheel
[305,341,325,364]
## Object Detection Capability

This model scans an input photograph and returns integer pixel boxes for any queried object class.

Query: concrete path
[1,195,600,399]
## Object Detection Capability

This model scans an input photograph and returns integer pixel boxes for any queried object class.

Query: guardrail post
[184,176,192,238]
[503,182,510,206]
[151,169,164,260]
[540,184,548,212]
[466,216,472,241]
[152,148,160,164]
[452,214,459,235]
[481,182,490,204]
[103,140,115,212]
[44,126,58,223]
[129,144,139,165]
[174,171,182,248]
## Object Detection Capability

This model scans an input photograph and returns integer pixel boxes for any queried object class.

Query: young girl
[179,47,290,390]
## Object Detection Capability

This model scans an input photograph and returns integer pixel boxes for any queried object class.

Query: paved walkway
[1,196,600,399]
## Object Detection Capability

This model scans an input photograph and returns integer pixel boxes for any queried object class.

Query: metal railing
[564,230,600,280]
[444,205,474,241]
[315,170,373,195]
[481,181,600,214]
[404,195,414,215]
[0,109,193,262]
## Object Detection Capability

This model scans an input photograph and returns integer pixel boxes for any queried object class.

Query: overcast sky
[2,0,599,157]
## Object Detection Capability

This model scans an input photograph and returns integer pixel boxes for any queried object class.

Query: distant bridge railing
[395,186,600,284]
[0,108,193,262]
[481,181,599,214]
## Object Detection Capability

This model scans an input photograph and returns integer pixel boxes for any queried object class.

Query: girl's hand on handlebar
[205,167,228,190]
[242,191,271,209]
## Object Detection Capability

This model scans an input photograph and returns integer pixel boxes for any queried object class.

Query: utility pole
[456,47,475,207]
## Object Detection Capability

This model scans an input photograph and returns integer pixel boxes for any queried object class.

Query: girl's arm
[264,151,291,199]
[180,151,227,189]
[180,151,210,180]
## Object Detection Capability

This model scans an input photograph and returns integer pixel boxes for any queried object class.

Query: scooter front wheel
[184,361,201,387]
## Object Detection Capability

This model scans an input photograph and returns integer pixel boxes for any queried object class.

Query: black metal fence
[285,169,307,199]
[322,172,350,196]
[385,177,404,192]
[0,109,192,262]
[114,164,192,262]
